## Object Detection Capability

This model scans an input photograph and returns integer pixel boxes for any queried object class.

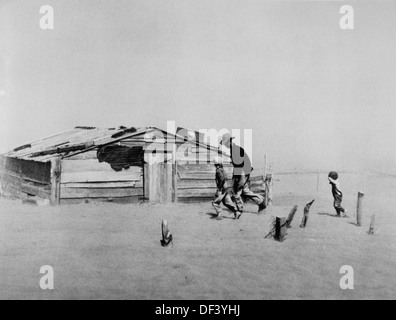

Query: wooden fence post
[368,214,375,235]
[161,219,173,247]
[172,144,178,203]
[50,157,62,205]
[264,154,267,178]
[263,154,274,206]
[300,200,315,228]
[143,163,150,201]
[356,192,364,227]
[285,205,298,228]
[264,173,273,206]
[274,217,287,242]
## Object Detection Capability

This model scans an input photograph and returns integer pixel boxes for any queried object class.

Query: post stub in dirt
[161,219,173,247]
[300,199,315,228]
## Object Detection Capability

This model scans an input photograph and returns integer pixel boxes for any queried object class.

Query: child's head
[214,156,223,168]
[328,171,338,180]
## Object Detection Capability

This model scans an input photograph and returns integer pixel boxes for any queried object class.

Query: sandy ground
[1,174,396,300]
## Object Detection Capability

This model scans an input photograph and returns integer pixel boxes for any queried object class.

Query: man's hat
[219,133,234,145]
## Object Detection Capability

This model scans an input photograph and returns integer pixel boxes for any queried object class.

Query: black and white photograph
[0,0,395,303]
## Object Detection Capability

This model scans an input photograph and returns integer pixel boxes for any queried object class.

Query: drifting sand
[0,173,395,300]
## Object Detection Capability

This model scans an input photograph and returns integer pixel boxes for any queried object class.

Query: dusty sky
[0,0,395,172]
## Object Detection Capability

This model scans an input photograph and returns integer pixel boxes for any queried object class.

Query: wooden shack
[0,126,266,205]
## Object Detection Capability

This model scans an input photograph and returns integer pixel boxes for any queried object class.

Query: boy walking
[212,157,242,220]
[328,171,346,217]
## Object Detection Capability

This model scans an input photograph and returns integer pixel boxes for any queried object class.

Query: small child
[212,157,241,220]
[328,171,346,217]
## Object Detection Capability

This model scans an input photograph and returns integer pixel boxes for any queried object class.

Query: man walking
[220,133,267,216]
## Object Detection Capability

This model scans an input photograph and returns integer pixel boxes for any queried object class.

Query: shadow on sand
[317,212,352,221]
[204,212,235,220]
[203,209,263,220]
[317,212,341,218]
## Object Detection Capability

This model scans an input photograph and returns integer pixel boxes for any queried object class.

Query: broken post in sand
[300,200,315,228]
[274,217,287,242]
[161,220,173,247]
[368,215,375,235]
[264,174,273,206]
[356,192,364,227]
[265,216,286,241]
[285,205,298,228]
[263,155,273,206]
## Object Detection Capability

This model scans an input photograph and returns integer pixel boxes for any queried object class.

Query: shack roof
[3,126,228,163]
[3,126,146,162]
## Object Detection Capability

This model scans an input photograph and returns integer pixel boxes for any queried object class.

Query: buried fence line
[266,200,314,242]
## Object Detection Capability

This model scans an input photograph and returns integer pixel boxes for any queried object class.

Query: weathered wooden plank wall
[143,163,173,203]
[176,147,229,164]
[0,156,51,200]
[60,155,144,203]
[174,145,266,201]
[0,156,51,184]
[176,162,265,202]
[50,158,62,205]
